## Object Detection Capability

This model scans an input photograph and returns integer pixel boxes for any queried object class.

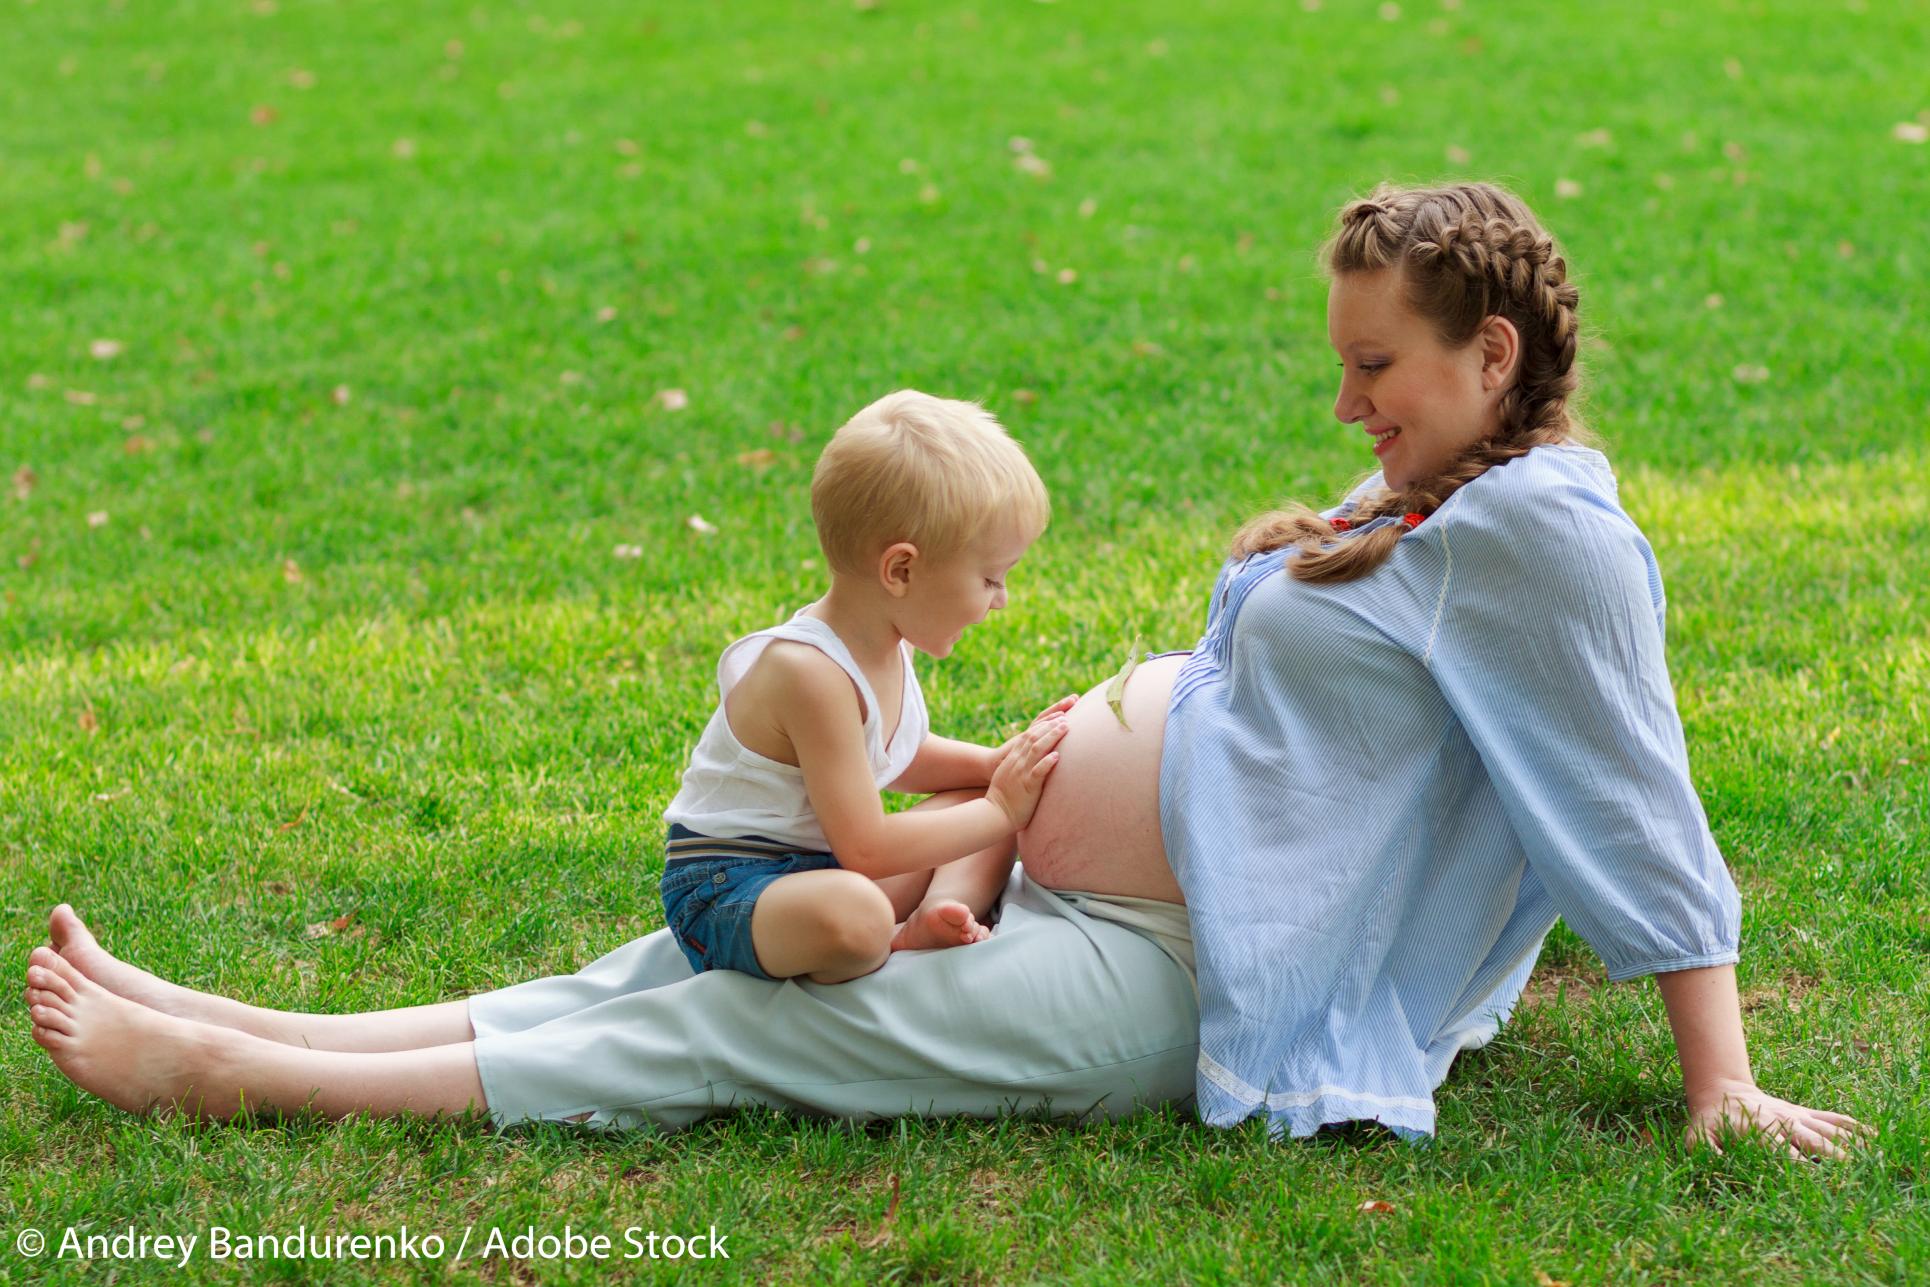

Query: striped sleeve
[1426,477,1741,982]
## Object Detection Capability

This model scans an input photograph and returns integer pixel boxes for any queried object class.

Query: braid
[1232,181,1596,583]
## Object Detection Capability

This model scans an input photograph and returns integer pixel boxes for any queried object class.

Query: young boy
[660,390,1074,984]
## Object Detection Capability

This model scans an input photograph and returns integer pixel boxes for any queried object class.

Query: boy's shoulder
[734,637,865,721]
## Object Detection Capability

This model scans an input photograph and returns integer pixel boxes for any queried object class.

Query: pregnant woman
[25,181,1865,1157]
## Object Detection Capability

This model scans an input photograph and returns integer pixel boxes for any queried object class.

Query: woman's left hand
[1685,1077,1875,1160]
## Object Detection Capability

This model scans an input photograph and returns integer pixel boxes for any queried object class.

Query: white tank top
[662,608,929,851]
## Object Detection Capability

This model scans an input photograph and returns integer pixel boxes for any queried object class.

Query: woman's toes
[27,964,77,1002]
[30,1003,77,1035]
[37,948,91,991]
[31,1023,65,1051]
[29,945,62,972]
[49,903,85,948]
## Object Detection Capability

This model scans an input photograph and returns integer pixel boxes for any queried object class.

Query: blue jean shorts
[659,824,841,979]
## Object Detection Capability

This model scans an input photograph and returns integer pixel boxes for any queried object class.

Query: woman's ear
[878,542,919,599]
[1478,314,1521,392]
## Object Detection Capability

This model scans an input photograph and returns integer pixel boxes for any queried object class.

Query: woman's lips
[1370,426,1402,457]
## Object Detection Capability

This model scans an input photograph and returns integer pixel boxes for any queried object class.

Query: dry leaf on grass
[11,467,35,500]
[282,558,302,583]
[277,805,309,832]
[1356,1199,1396,1214]
[87,511,109,528]
[303,912,356,939]
[656,388,688,411]
[1893,122,1929,144]
[613,544,643,559]
[735,448,777,468]
[79,708,99,734]
[90,338,124,360]
[686,514,718,536]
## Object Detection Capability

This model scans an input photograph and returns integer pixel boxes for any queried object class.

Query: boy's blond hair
[811,390,1050,576]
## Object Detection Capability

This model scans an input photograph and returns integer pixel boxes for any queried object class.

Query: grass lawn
[3,0,1926,1281]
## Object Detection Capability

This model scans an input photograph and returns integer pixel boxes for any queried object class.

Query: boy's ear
[878,542,919,599]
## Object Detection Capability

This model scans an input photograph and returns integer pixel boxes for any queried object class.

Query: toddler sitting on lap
[660,389,1073,983]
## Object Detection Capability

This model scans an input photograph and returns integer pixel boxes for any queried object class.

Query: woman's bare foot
[26,946,222,1118]
[46,903,207,1019]
[889,900,991,952]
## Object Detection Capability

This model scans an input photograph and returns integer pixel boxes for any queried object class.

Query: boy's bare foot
[26,947,225,1118]
[889,900,992,953]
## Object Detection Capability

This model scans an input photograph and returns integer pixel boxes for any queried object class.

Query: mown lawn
[2,0,1925,1281]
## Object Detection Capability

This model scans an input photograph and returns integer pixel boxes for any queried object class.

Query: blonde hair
[1232,180,1600,583]
[811,390,1050,576]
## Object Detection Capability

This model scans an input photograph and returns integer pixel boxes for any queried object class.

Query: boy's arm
[884,736,997,794]
[774,650,1024,879]
[885,694,1081,795]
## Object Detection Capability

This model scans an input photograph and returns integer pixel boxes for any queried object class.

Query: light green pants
[467,873,1200,1131]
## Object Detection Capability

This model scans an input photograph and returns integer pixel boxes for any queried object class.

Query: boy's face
[897,527,1035,659]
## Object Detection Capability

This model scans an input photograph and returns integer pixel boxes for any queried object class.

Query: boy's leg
[748,869,897,983]
[886,789,1016,951]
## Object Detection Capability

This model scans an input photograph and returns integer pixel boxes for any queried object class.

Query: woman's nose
[1334,380,1370,425]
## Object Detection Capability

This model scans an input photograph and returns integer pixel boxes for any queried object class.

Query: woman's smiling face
[1327,268,1514,491]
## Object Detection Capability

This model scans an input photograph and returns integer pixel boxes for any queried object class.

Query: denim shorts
[659,824,841,979]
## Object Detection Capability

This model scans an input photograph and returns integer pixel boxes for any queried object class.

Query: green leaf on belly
[1105,634,1142,730]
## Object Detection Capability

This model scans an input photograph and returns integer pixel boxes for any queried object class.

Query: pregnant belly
[1016,651,1187,904]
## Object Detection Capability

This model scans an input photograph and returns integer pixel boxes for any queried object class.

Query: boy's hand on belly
[987,717,1070,830]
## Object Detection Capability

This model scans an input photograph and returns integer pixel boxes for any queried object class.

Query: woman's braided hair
[1232,181,1598,583]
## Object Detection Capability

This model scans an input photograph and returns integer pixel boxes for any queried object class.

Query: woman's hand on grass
[1684,1077,1874,1160]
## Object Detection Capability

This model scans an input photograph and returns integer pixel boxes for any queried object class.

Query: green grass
[3,0,1926,1281]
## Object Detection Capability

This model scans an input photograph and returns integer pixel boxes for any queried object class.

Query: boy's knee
[815,875,895,961]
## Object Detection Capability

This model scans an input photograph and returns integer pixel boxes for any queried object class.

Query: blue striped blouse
[1161,444,1742,1142]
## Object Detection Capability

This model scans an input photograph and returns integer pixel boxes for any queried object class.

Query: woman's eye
[1337,361,1385,374]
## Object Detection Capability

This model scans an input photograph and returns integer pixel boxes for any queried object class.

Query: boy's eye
[986,579,1005,590]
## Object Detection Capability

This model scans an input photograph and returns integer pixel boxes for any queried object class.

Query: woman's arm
[1654,964,1870,1158]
